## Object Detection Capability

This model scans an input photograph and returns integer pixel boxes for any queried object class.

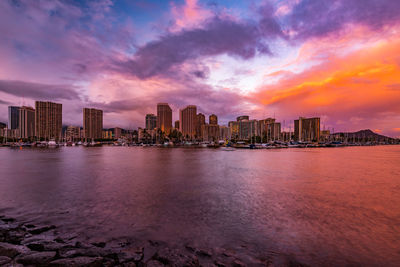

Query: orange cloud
[253,34,400,135]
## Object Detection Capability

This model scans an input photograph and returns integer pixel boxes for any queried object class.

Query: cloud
[0,99,10,105]
[115,14,282,79]
[253,36,400,135]
[286,0,400,39]
[0,80,80,100]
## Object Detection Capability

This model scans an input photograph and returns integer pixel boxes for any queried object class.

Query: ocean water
[0,145,399,265]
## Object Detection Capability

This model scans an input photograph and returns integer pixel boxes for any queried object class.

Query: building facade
[202,124,219,142]
[209,114,218,125]
[8,106,19,130]
[196,113,206,139]
[180,105,197,140]
[294,117,320,142]
[66,126,81,141]
[83,108,103,140]
[259,118,281,141]
[145,114,157,130]
[157,103,172,133]
[18,106,35,139]
[35,101,62,141]
[219,126,230,140]
[174,120,180,130]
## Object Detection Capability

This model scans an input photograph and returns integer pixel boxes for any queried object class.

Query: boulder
[27,242,45,251]
[0,242,30,258]
[146,260,165,267]
[15,251,56,265]
[49,256,103,267]
[28,225,56,235]
[0,256,12,265]
[153,248,199,266]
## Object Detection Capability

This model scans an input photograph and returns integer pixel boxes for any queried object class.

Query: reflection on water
[0,146,399,265]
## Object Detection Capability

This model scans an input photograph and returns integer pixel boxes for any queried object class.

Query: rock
[0,256,12,265]
[232,259,246,267]
[0,242,30,258]
[146,260,165,267]
[28,225,56,235]
[118,247,144,263]
[58,247,108,258]
[1,218,16,223]
[196,249,212,258]
[16,251,56,265]
[213,260,227,267]
[92,242,106,248]
[27,242,45,251]
[49,256,103,266]
[54,237,65,243]
[153,248,200,266]
[24,224,36,229]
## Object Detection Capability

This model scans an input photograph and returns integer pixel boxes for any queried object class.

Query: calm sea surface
[0,146,399,266]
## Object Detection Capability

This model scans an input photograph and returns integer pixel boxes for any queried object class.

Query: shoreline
[0,215,305,266]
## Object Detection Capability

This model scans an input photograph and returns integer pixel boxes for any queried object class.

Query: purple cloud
[286,0,400,39]
[0,80,80,100]
[115,16,282,79]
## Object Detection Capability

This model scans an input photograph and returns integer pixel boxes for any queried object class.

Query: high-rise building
[157,103,172,133]
[18,106,35,139]
[196,113,206,139]
[145,114,157,130]
[35,101,62,141]
[209,114,218,125]
[180,105,197,139]
[259,118,281,141]
[202,124,219,142]
[8,106,19,129]
[228,121,239,140]
[219,126,230,140]
[66,126,81,141]
[234,116,257,140]
[83,108,103,140]
[294,117,320,142]
[174,120,180,130]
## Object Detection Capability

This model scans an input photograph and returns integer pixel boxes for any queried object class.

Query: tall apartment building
[18,106,35,139]
[202,124,219,142]
[83,108,103,140]
[196,113,206,139]
[157,103,172,133]
[180,105,197,139]
[259,118,281,141]
[145,114,157,130]
[209,114,218,125]
[294,117,320,142]
[35,101,62,141]
[8,106,19,129]
[234,116,257,140]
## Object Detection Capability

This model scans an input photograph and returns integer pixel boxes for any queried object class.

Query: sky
[0,0,399,137]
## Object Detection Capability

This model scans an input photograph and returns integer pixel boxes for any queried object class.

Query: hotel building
[157,103,172,133]
[35,101,62,141]
[180,105,197,139]
[83,108,103,139]
[18,106,35,139]
[145,114,157,130]
[294,117,320,142]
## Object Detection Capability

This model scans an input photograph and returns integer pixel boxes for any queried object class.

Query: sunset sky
[1,0,399,137]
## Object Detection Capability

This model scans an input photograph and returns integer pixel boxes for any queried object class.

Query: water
[0,146,399,266]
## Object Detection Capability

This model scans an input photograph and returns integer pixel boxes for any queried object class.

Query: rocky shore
[0,215,305,266]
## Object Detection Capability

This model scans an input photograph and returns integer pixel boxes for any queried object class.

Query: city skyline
[0,1,400,137]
